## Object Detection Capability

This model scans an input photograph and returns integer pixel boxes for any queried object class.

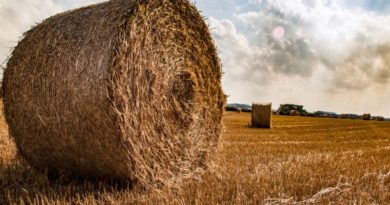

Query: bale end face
[251,103,272,129]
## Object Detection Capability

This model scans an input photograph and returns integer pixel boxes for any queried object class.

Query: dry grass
[1,107,390,204]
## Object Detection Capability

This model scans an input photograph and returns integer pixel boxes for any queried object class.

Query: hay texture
[252,103,272,129]
[3,0,225,188]
[0,82,2,99]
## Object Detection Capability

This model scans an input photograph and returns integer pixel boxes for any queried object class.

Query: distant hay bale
[3,0,225,188]
[251,103,272,128]
[236,108,242,113]
[340,114,349,119]
[289,110,300,116]
[362,114,371,121]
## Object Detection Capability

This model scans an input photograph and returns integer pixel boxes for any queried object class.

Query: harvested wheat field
[1,106,390,204]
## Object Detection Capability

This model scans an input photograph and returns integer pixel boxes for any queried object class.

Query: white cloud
[209,0,390,116]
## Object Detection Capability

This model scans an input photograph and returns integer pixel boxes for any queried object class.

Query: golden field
[1,102,390,204]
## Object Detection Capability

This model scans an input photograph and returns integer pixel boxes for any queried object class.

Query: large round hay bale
[3,0,225,187]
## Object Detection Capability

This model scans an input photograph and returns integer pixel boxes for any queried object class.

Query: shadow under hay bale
[251,103,272,129]
[3,0,225,189]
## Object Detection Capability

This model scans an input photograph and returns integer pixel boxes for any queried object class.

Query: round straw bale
[2,0,225,187]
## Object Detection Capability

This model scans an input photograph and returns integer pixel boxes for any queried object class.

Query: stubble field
[1,101,390,204]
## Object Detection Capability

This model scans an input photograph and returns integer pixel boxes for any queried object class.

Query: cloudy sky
[1,0,390,116]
